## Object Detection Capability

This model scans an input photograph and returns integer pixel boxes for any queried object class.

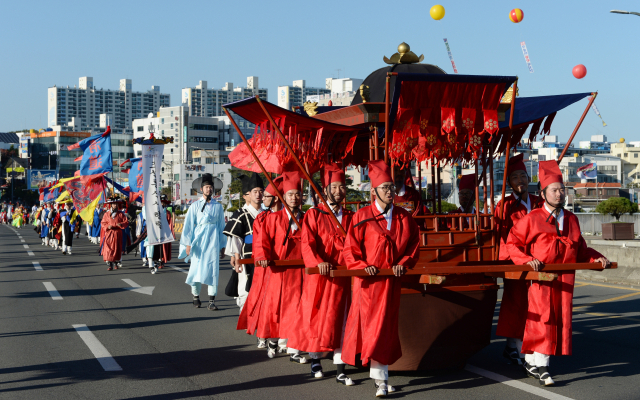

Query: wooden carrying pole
[223,108,302,231]
[495,79,518,259]
[255,97,347,236]
[385,75,390,163]
[557,93,597,163]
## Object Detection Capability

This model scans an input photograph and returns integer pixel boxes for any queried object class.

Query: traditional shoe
[524,362,540,379]
[107,263,113,271]
[336,373,355,386]
[62,251,67,255]
[311,360,323,378]
[158,263,163,269]
[503,346,524,365]
[150,267,157,274]
[289,354,308,364]
[207,301,219,311]
[537,367,555,386]
[257,339,267,349]
[375,382,388,397]
[116,262,123,269]
[387,385,396,393]
[267,341,277,359]
[278,345,288,354]
[193,296,201,308]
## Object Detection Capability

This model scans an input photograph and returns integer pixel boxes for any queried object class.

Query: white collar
[544,202,564,230]
[242,203,261,219]
[374,200,393,230]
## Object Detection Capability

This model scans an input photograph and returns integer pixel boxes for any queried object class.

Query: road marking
[170,265,188,274]
[575,310,640,324]
[575,281,640,292]
[20,239,25,242]
[121,279,154,295]
[27,251,34,256]
[465,364,575,400]
[573,283,589,288]
[43,282,62,300]
[72,324,122,371]
[32,262,43,271]
[23,244,29,249]
[574,291,640,311]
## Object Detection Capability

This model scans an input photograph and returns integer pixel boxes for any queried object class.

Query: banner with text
[142,144,174,245]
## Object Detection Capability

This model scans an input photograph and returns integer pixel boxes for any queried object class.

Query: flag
[142,144,174,245]
[69,126,113,176]
[44,187,60,202]
[55,190,70,202]
[79,192,103,226]
[127,158,143,192]
[577,162,597,179]
[64,175,106,223]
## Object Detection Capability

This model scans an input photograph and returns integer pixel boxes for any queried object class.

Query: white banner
[142,144,174,245]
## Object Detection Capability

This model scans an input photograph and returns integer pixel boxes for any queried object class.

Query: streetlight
[611,9,640,16]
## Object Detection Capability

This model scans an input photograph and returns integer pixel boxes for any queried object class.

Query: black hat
[241,172,264,194]
[192,173,215,194]
[160,194,170,204]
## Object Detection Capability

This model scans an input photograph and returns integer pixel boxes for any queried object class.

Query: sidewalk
[578,236,640,287]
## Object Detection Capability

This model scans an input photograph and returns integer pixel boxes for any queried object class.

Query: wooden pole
[557,93,597,163]
[431,162,437,212]
[254,97,346,236]
[495,80,518,259]
[223,108,301,231]
[436,162,442,213]
[385,76,390,164]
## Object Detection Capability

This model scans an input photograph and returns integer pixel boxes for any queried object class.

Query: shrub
[595,197,638,221]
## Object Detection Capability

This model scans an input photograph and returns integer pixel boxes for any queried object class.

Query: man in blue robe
[179,173,227,310]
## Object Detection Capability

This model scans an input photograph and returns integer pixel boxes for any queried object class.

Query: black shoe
[503,346,524,365]
[207,301,219,311]
[538,366,555,386]
[524,361,540,379]
[193,296,201,308]
[289,354,308,364]
[107,263,113,271]
[336,373,355,386]
[311,359,323,378]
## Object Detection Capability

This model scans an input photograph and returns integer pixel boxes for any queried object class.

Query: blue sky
[1,0,639,144]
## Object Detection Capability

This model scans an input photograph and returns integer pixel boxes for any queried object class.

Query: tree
[428,201,459,213]
[595,197,638,221]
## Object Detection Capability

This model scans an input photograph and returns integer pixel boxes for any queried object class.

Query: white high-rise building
[278,80,330,110]
[182,77,268,117]
[47,77,170,134]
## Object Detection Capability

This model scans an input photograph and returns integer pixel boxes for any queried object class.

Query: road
[1,224,639,399]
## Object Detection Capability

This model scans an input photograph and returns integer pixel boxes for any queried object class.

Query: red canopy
[224,98,360,174]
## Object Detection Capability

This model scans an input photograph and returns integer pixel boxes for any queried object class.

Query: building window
[607,189,617,195]
[635,153,638,158]
[137,126,143,132]
[193,158,201,163]
[137,151,142,156]
[205,158,213,164]
[588,189,595,196]
[625,153,629,157]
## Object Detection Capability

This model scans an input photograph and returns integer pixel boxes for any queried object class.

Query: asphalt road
[1,224,640,399]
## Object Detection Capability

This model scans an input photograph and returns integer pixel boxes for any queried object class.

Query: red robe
[287,205,354,353]
[251,209,304,339]
[395,186,430,229]
[495,193,544,340]
[100,211,129,262]
[52,211,62,240]
[506,208,603,356]
[342,204,420,366]
[238,211,269,333]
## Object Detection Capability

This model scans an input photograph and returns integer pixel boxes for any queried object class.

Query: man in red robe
[101,196,129,271]
[506,160,609,386]
[253,171,307,363]
[238,176,283,349]
[342,160,420,397]
[287,163,355,384]
[495,154,544,365]
[447,174,476,229]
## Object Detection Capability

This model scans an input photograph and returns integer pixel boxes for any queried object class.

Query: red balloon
[572,64,587,79]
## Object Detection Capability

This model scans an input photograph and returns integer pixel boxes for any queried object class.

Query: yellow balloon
[430,4,445,20]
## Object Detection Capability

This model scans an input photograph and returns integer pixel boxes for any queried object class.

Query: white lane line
[27,251,35,256]
[72,324,122,372]
[23,244,29,249]
[170,265,188,274]
[20,239,25,242]
[32,262,43,271]
[465,365,574,400]
[43,282,62,300]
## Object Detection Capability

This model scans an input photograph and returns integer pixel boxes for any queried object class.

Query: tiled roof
[0,132,19,143]
[573,182,621,188]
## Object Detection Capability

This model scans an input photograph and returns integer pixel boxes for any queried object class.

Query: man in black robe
[223,172,264,312]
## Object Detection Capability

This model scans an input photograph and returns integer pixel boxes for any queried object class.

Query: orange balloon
[509,8,524,23]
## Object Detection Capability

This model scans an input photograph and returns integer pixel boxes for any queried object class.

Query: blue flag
[128,158,143,192]
[44,187,60,202]
[71,129,113,176]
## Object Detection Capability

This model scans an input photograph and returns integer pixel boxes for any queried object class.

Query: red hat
[459,174,476,192]
[265,176,283,196]
[282,171,302,193]
[539,160,563,189]
[508,153,527,174]
[368,160,393,188]
[323,163,345,187]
